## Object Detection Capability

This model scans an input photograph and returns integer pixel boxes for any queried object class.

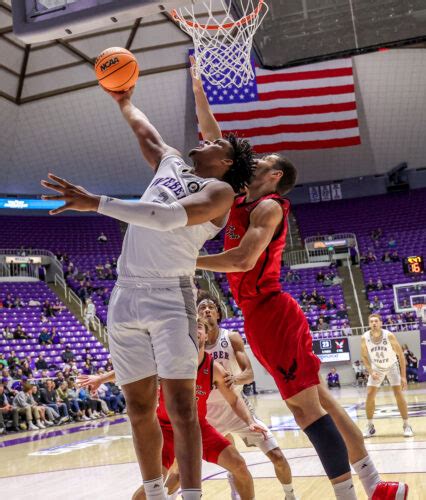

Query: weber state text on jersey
[224,193,290,303]
[363,329,398,371]
[118,155,225,279]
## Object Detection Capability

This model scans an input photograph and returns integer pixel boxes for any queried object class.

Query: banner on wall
[309,186,321,203]
[331,183,342,200]
[320,185,331,201]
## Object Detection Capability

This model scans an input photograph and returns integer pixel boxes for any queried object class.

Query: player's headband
[197,299,219,310]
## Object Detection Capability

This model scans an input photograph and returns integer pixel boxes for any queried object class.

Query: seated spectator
[82,359,95,375]
[366,278,376,293]
[77,386,102,419]
[326,297,336,310]
[299,290,309,304]
[31,385,56,426]
[104,259,112,269]
[315,317,329,331]
[13,382,46,430]
[54,371,66,389]
[376,278,384,291]
[96,373,123,414]
[52,301,65,315]
[37,370,49,387]
[336,304,348,319]
[387,236,397,248]
[369,296,384,312]
[21,360,33,378]
[371,228,382,241]
[309,289,320,305]
[7,351,20,372]
[106,381,126,412]
[0,354,7,369]
[104,357,113,372]
[352,360,367,386]
[42,300,55,317]
[382,251,392,263]
[98,287,110,306]
[62,346,75,364]
[13,297,25,309]
[35,354,48,371]
[66,380,91,421]
[13,324,29,340]
[104,268,115,280]
[83,348,93,363]
[51,327,61,345]
[2,326,13,339]
[316,270,325,282]
[342,321,352,336]
[38,328,53,345]
[284,270,300,283]
[98,232,108,243]
[365,251,377,264]
[3,294,15,309]
[327,367,341,389]
[390,250,400,262]
[40,379,69,424]
[0,382,19,433]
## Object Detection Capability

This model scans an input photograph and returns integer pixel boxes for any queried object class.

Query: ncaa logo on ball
[101,57,119,72]
[187,181,200,193]
[221,340,228,348]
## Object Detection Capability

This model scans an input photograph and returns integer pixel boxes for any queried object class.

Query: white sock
[403,419,409,426]
[167,492,179,500]
[352,455,380,498]
[332,478,357,500]
[367,419,373,426]
[282,482,296,499]
[143,476,167,500]
[181,490,202,499]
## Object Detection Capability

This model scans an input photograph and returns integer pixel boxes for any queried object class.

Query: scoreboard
[313,337,350,362]
[403,256,424,276]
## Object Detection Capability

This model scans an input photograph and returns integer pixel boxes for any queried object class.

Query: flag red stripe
[251,136,362,152]
[211,101,357,121]
[199,119,359,140]
[256,67,353,84]
[259,85,355,100]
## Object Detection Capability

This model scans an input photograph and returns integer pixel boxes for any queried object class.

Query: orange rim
[171,0,265,31]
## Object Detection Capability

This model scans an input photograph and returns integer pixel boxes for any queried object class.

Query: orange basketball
[95,47,139,92]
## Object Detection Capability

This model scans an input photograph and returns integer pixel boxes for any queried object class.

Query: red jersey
[157,352,214,424]
[224,193,290,304]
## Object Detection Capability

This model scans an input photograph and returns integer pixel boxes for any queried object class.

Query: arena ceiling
[0,0,227,104]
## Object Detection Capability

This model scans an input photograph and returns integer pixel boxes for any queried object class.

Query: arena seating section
[0,281,109,375]
[294,187,426,324]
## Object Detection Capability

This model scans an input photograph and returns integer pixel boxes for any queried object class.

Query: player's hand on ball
[41,173,100,215]
[103,85,135,102]
[249,422,269,439]
[401,377,408,391]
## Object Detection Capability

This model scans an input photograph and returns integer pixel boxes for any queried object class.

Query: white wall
[2,49,426,193]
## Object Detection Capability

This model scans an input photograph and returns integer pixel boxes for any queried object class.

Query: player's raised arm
[190,56,222,142]
[196,199,283,272]
[104,86,180,171]
[213,362,267,438]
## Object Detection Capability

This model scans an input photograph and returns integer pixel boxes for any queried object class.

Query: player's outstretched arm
[190,56,222,142]
[77,371,116,393]
[104,86,180,171]
[196,199,282,272]
[214,362,268,438]
[388,334,407,390]
[41,174,234,228]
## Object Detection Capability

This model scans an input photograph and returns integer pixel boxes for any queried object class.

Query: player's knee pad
[304,414,350,479]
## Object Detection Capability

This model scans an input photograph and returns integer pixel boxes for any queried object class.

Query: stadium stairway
[338,264,371,327]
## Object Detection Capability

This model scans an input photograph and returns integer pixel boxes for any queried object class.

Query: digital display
[313,337,350,363]
[0,198,63,210]
[403,256,425,275]
[5,256,42,264]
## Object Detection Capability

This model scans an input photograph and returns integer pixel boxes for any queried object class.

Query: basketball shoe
[403,424,414,437]
[371,482,408,500]
[363,423,376,438]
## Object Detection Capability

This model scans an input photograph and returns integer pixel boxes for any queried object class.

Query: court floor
[1,384,425,500]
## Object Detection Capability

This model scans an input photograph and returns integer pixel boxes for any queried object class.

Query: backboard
[393,281,426,313]
[12,0,195,43]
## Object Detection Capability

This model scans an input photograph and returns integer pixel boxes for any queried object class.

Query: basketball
[95,47,139,92]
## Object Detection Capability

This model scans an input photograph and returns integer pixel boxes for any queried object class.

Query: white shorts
[206,393,278,454]
[107,277,198,385]
[367,362,401,387]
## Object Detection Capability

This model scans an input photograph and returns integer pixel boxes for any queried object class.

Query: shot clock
[403,256,425,275]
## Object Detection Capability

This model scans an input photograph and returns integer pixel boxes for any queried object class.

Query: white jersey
[117,155,225,279]
[363,329,398,372]
[205,328,243,404]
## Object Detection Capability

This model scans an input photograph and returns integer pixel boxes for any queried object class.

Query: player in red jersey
[78,318,267,500]
[190,58,408,500]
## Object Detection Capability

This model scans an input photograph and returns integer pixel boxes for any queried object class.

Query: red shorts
[160,419,230,470]
[240,291,321,400]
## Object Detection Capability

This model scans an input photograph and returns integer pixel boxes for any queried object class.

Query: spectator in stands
[0,354,7,369]
[97,232,108,243]
[104,357,113,372]
[82,359,95,375]
[90,389,114,417]
[13,297,25,309]
[35,354,48,371]
[402,345,418,383]
[315,317,329,331]
[31,385,56,426]
[376,278,384,291]
[54,371,66,389]
[38,370,49,386]
[349,244,358,265]
[13,382,46,430]
[3,294,15,309]
[106,380,126,412]
[299,290,309,305]
[387,236,397,248]
[342,321,352,336]
[309,289,320,305]
[13,324,29,340]
[66,381,91,421]
[316,270,325,282]
[390,250,400,262]
[336,304,348,319]
[371,228,382,241]
[99,287,110,305]
[21,360,33,379]
[77,281,90,303]
[0,382,19,433]
[25,355,36,372]
[84,299,96,330]
[96,372,122,413]
[401,299,410,308]
[38,327,53,345]
[51,326,61,345]
[364,251,377,264]
[83,348,93,363]
[62,345,75,364]
[2,325,13,339]
[52,301,65,315]
[352,360,367,386]
[366,278,376,293]
[326,297,336,310]
[369,296,384,312]
[40,313,49,325]
[7,351,20,372]
[104,268,115,280]
[40,379,69,423]
[284,270,300,283]
[42,300,55,317]
[327,368,341,389]
[382,251,392,263]
[77,386,101,419]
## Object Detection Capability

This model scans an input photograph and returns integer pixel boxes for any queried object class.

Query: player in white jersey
[197,292,297,500]
[41,79,255,500]
[361,314,414,439]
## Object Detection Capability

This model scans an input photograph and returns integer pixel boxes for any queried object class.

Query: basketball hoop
[171,0,269,88]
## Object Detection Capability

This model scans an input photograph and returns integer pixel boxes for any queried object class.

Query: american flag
[199,58,361,152]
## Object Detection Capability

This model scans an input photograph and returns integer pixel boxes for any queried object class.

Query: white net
[172,0,268,88]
